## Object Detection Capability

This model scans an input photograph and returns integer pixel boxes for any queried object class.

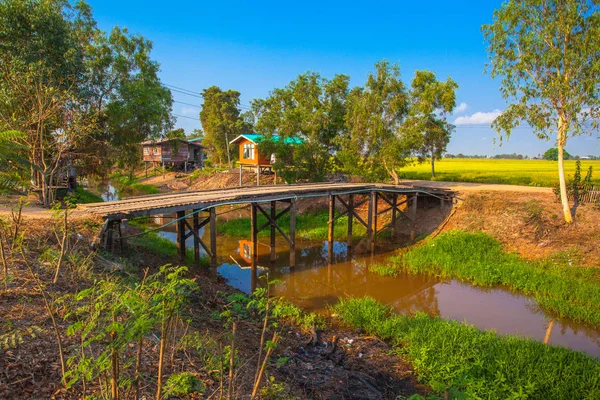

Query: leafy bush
[164,372,205,398]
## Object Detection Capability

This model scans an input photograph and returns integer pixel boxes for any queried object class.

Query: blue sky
[89,0,599,157]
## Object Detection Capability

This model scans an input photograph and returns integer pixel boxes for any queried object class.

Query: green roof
[230,133,304,145]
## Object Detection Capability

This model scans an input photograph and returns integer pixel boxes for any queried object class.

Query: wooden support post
[289,198,296,268]
[270,201,276,262]
[193,211,200,266]
[371,191,378,253]
[239,163,243,186]
[411,193,418,220]
[251,203,258,264]
[145,161,148,178]
[210,207,217,268]
[367,192,375,251]
[391,193,398,239]
[328,195,335,263]
[256,165,260,186]
[347,194,353,249]
[176,211,186,264]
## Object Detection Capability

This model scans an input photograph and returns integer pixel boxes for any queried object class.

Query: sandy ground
[402,179,553,194]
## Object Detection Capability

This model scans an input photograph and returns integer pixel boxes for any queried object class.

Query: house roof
[229,133,304,145]
[141,138,203,147]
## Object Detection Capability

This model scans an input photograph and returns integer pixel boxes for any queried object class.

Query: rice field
[398,158,600,187]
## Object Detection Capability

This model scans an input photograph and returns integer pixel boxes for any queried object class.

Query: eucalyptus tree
[483,0,600,223]
[340,60,415,183]
[405,70,457,178]
[252,72,349,182]
[200,86,248,167]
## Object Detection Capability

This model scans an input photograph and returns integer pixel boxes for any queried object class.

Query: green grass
[110,173,160,196]
[385,231,600,326]
[129,221,209,267]
[70,187,104,204]
[334,297,600,399]
[398,158,600,187]
[217,209,367,241]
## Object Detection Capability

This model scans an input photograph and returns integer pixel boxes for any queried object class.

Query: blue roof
[230,133,304,145]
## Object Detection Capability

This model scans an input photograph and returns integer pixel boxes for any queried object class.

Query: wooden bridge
[81,183,454,268]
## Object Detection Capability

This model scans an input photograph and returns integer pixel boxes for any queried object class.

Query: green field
[397,158,600,187]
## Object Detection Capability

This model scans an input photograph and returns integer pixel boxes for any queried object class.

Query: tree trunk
[431,148,436,178]
[225,132,231,169]
[557,120,573,223]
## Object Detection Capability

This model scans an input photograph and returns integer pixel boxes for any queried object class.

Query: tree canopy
[483,0,600,222]
[543,148,572,161]
[0,0,172,206]
[200,86,250,167]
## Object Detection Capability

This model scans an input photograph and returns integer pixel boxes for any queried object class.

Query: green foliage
[69,187,104,204]
[164,372,205,398]
[252,72,349,182]
[392,231,600,326]
[110,173,160,196]
[338,60,411,183]
[406,70,457,178]
[334,297,600,399]
[63,265,198,395]
[0,130,30,193]
[200,86,251,166]
[543,148,572,161]
[553,160,596,204]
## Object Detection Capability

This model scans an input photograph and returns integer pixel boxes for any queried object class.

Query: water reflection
[148,213,600,359]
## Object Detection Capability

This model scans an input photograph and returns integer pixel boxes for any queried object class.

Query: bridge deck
[81,182,453,220]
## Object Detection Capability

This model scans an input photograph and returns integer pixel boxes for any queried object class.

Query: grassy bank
[217,209,368,241]
[128,220,209,267]
[398,158,600,186]
[110,173,160,196]
[384,231,600,326]
[334,297,600,399]
[71,186,104,204]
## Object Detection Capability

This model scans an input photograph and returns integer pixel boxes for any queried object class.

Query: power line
[173,113,200,121]
[174,100,201,108]
[166,82,253,110]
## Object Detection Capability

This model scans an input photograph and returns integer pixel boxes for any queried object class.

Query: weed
[334,297,600,399]
[69,187,103,204]
[163,372,205,398]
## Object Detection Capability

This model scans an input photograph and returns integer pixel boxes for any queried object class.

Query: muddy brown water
[145,212,600,360]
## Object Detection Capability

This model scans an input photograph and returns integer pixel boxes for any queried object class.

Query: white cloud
[454,109,502,125]
[180,106,198,116]
[454,102,468,114]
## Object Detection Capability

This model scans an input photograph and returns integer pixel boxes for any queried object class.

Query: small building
[229,133,304,185]
[142,138,205,171]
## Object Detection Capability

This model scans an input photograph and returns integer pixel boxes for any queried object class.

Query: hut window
[154,146,160,154]
[143,147,149,155]
[243,143,255,159]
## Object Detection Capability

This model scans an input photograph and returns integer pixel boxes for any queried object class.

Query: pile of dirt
[446,191,600,267]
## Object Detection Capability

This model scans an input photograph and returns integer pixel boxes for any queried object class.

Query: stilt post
[368,191,377,253]
[251,203,258,264]
[391,193,398,239]
[347,194,354,249]
[411,193,418,220]
[239,163,243,186]
[270,201,276,262]
[289,198,296,268]
[328,195,335,263]
[193,210,200,266]
[176,211,186,264]
[256,165,260,186]
[210,207,217,267]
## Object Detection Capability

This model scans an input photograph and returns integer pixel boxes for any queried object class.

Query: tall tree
[200,86,247,167]
[406,70,457,178]
[252,72,349,182]
[339,60,415,183]
[0,0,172,204]
[483,0,600,223]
